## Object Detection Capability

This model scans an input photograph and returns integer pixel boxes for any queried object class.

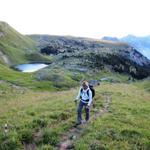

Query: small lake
[15,63,48,72]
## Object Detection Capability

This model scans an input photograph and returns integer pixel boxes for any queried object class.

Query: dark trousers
[77,100,89,123]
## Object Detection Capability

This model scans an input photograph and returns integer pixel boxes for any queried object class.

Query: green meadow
[0,78,149,150]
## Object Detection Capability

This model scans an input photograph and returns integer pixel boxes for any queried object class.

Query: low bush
[42,129,59,146]
[19,129,33,143]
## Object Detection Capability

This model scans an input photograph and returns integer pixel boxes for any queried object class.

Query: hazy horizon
[1,0,150,39]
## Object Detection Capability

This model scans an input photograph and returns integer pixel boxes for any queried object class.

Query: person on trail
[74,81,93,126]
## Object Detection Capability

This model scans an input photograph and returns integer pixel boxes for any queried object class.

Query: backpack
[80,85,95,98]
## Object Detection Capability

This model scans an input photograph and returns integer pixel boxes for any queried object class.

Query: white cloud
[0,0,150,38]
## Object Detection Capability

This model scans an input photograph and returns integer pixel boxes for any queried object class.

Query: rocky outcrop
[0,32,4,38]
[102,35,150,60]
[0,50,11,65]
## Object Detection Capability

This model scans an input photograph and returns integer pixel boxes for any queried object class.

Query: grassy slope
[0,22,52,65]
[0,22,36,49]
[0,22,37,65]
[75,82,150,150]
[0,64,56,91]
[0,81,149,150]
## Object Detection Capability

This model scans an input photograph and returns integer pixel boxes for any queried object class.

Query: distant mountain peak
[0,21,8,25]
[0,21,9,30]
[101,35,150,60]
[102,36,119,42]
[126,34,136,37]
[121,35,150,59]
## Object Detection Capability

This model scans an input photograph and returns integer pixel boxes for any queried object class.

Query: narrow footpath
[59,93,111,150]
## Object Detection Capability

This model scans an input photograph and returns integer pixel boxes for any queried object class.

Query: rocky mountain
[29,35,150,79]
[102,36,119,42]
[0,21,150,80]
[121,35,150,59]
[102,35,150,60]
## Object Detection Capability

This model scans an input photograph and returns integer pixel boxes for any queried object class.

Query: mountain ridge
[102,35,150,59]
[0,21,150,80]
[29,34,150,79]
[0,21,52,65]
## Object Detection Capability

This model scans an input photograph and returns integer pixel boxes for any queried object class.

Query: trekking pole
[74,100,78,108]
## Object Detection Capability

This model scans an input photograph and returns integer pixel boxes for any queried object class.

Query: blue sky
[0,0,150,39]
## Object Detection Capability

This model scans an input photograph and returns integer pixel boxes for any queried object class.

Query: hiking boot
[73,122,81,127]
[82,120,87,124]
[85,119,89,123]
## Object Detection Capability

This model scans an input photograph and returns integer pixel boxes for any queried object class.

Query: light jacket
[76,87,92,106]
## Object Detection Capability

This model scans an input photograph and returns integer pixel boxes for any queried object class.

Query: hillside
[0,23,150,150]
[102,35,150,60]
[121,35,150,59]
[0,22,51,65]
[0,22,149,91]
[30,35,150,79]
[102,36,119,42]
[0,81,150,149]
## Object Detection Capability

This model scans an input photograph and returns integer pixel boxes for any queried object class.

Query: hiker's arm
[75,87,81,101]
[87,90,92,106]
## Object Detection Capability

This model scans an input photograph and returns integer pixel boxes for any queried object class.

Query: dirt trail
[58,94,111,150]
[24,143,36,150]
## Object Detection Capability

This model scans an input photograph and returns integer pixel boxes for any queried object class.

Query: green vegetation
[74,82,150,150]
[0,21,150,150]
[0,22,36,65]
[25,52,53,63]
[0,57,129,91]
[30,34,150,79]
[0,22,52,65]
[0,64,56,91]
[133,78,150,92]
[0,79,149,149]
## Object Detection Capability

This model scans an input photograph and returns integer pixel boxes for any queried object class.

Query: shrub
[25,52,52,63]
[0,138,22,150]
[49,112,70,121]
[89,140,107,150]
[59,112,71,121]
[70,73,83,81]
[26,110,35,116]
[19,129,33,143]
[31,118,48,128]
[120,129,141,139]
[145,142,150,150]
[42,129,59,146]
[49,112,60,120]
[0,133,22,150]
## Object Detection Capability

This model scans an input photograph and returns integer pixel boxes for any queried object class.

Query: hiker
[74,81,93,126]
